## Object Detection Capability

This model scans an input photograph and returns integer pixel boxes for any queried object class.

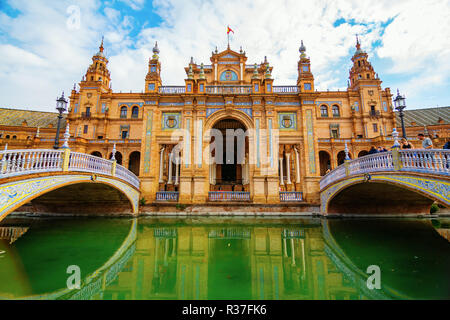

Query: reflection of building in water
[102,223,363,300]
[0,227,29,244]
[437,229,450,242]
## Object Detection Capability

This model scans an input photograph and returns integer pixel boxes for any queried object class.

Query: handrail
[0,149,140,189]
[320,149,450,190]
[159,86,186,94]
[273,86,299,94]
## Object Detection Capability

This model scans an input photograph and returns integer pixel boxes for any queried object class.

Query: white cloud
[0,0,449,110]
[119,0,146,10]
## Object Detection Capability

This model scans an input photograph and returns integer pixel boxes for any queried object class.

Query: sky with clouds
[0,0,449,112]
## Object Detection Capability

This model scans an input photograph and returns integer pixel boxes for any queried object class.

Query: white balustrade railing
[206,86,252,95]
[0,149,63,177]
[159,86,186,94]
[209,191,251,202]
[280,192,303,202]
[399,149,449,174]
[273,86,299,94]
[156,191,179,202]
[69,152,112,175]
[0,149,140,189]
[320,149,450,190]
[115,164,140,189]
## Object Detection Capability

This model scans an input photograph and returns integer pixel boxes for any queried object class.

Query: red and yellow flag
[227,26,234,34]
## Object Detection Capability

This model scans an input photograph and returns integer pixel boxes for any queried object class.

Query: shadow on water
[325,219,450,299]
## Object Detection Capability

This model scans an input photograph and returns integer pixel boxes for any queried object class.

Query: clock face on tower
[150,66,156,72]
[302,66,309,72]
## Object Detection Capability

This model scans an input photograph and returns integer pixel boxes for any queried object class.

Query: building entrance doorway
[209,118,250,194]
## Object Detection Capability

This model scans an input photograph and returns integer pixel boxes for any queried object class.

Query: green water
[0,217,449,300]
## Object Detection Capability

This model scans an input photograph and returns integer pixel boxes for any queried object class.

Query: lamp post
[394,89,407,139]
[53,92,68,149]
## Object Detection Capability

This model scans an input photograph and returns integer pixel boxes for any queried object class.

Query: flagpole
[227,26,230,49]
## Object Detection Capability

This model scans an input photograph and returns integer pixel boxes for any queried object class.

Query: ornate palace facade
[64,38,398,205]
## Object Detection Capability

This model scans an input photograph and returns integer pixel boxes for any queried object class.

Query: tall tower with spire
[145,42,162,93]
[81,37,111,93]
[349,36,377,89]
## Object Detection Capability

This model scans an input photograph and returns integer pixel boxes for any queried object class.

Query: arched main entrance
[209,118,251,201]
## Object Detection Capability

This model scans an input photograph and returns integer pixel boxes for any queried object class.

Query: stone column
[159,146,165,183]
[286,152,292,185]
[175,157,180,186]
[294,146,301,184]
[168,150,173,185]
[279,157,284,185]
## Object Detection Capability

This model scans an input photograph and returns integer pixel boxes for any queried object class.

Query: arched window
[120,106,127,118]
[320,105,329,117]
[131,106,139,118]
[332,105,340,117]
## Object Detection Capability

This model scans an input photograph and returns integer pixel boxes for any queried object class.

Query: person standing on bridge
[444,139,450,150]
[401,138,414,149]
[418,134,433,149]
[368,146,378,155]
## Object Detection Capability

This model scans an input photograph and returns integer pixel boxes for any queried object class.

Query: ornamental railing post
[111,160,117,176]
[391,128,402,171]
[344,141,351,176]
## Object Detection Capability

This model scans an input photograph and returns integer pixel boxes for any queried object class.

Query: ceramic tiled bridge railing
[320,148,450,191]
[0,148,140,189]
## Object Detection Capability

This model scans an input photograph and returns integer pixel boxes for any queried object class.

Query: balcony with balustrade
[208,191,251,202]
[159,86,186,94]
[273,86,299,94]
[156,191,179,202]
[280,192,304,202]
[205,86,252,95]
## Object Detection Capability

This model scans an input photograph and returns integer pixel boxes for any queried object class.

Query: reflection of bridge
[0,147,140,222]
[320,137,449,215]
[10,219,137,300]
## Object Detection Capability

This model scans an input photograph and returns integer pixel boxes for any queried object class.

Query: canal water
[0,217,449,300]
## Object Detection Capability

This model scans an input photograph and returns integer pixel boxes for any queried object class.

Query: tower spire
[99,36,104,53]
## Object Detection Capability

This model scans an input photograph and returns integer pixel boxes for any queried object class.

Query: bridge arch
[320,148,449,216]
[0,173,139,222]
[321,173,449,215]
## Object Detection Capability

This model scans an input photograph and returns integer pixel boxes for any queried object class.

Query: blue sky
[0,0,449,112]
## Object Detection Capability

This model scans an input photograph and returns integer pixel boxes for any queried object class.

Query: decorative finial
[188,64,194,79]
[344,141,350,160]
[152,41,159,59]
[215,46,218,54]
[36,127,40,138]
[199,63,206,79]
[100,36,104,52]
[190,56,194,64]
[392,128,400,148]
[62,123,70,149]
[252,63,259,79]
[265,63,271,79]
[240,46,243,54]
[111,143,117,161]
[299,40,306,54]
[264,56,268,64]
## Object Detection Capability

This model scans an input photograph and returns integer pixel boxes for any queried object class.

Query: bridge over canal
[320,132,449,216]
[0,144,140,222]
